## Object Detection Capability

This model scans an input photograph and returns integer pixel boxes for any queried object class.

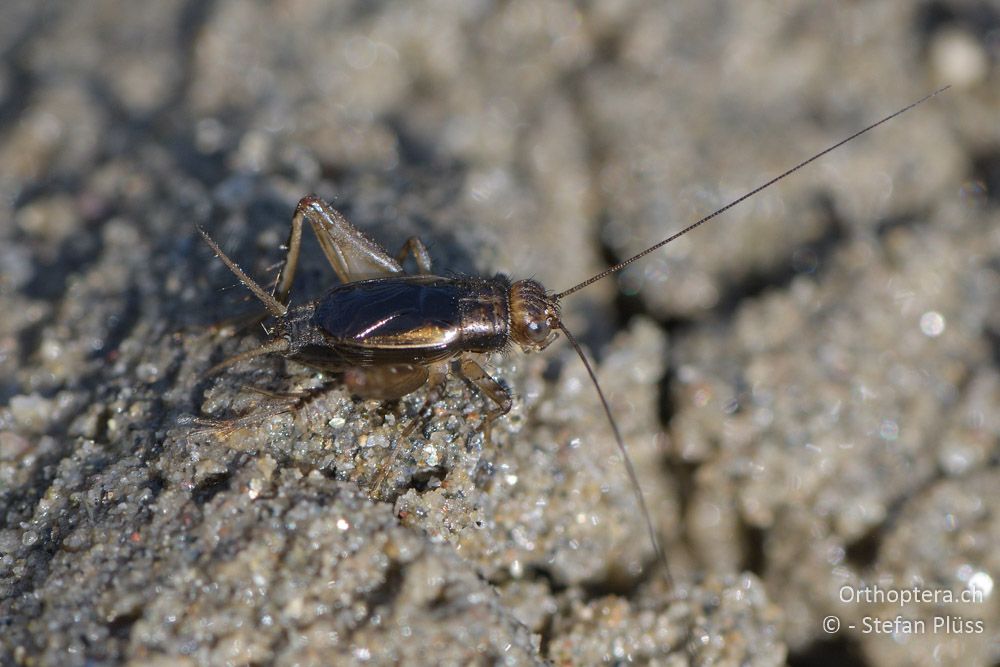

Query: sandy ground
[1,1,998,665]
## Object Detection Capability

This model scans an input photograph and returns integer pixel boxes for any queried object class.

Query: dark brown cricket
[198,88,948,588]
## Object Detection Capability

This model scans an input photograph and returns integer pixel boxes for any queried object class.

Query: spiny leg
[192,254,285,334]
[192,400,296,439]
[198,227,287,318]
[274,202,305,306]
[275,196,406,305]
[192,378,340,438]
[458,358,512,449]
[196,228,292,383]
[201,196,430,317]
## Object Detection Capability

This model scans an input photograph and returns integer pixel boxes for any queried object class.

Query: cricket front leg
[458,357,512,448]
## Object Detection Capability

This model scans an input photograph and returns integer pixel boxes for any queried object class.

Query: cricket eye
[526,318,551,344]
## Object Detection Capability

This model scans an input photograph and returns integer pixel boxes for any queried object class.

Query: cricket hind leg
[342,364,430,401]
[395,237,432,274]
[192,377,340,438]
[275,196,407,305]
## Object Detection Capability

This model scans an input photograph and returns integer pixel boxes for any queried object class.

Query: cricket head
[509,279,560,352]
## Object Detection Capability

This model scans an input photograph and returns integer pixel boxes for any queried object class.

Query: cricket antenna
[558,322,674,588]
[556,86,951,300]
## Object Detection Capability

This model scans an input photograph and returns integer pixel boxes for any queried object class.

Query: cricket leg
[367,363,449,499]
[198,227,287,317]
[277,196,405,304]
[395,237,432,274]
[192,378,339,439]
[458,358,512,448]
[343,364,430,401]
[203,336,291,377]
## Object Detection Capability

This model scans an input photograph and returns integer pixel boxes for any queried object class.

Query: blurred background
[1,1,997,665]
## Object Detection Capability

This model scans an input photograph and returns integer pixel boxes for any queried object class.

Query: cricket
[197,87,948,588]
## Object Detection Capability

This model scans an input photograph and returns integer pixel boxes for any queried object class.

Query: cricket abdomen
[306,274,511,366]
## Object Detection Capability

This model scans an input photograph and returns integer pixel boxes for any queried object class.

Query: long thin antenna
[558,322,673,588]
[556,86,950,299]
